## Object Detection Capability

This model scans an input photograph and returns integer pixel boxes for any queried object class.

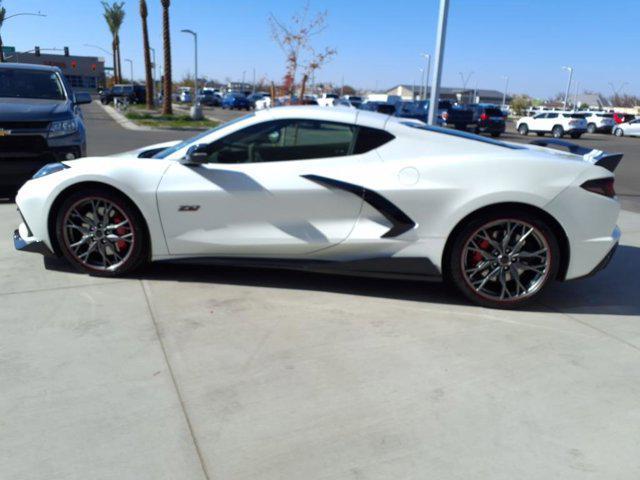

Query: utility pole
[125,58,134,84]
[562,66,573,110]
[427,0,450,125]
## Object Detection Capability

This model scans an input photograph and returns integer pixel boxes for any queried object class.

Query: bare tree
[268,2,336,100]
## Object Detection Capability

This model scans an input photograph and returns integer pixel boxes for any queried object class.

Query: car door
[529,113,546,131]
[543,113,559,132]
[628,119,640,136]
[156,118,367,257]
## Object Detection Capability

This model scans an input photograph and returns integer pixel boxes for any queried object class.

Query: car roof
[0,63,61,73]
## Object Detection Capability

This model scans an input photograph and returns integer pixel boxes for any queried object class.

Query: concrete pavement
[2,102,640,479]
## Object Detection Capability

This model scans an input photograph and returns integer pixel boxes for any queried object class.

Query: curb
[96,100,154,132]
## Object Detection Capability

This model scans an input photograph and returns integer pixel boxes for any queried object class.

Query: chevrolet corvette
[14,106,622,308]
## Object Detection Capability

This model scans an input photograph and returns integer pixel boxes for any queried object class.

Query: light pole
[242,70,246,90]
[418,68,425,100]
[428,0,450,125]
[181,29,202,120]
[459,71,474,104]
[562,66,573,111]
[1,12,47,62]
[125,58,134,85]
[501,75,509,108]
[573,81,580,110]
[420,53,431,99]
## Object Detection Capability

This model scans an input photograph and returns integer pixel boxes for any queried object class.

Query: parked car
[0,63,91,194]
[317,93,339,107]
[516,111,587,138]
[613,112,635,124]
[222,92,251,110]
[100,84,146,105]
[581,112,615,134]
[341,95,363,108]
[440,101,475,130]
[198,91,221,107]
[469,104,506,137]
[613,118,640,137]
[179,90,192,104]
[393,100,445,126]
[247,92,270,109]
[14,106,623,309]
[359,101,396,115]
[254,96,272,110]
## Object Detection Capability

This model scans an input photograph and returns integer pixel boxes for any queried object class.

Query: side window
[354,127,395,154]
[547,113,558,119]
[533,113,546,119]
[204,120,356,164]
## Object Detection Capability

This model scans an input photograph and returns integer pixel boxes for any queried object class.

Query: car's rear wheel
[447,210,560,309]
[55,188,148,277]
[614,127,624,137]
[518,124,529,135]
[587,123,597,134]
[552,125,564,138]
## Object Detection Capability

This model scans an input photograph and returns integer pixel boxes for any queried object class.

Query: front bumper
[13,223,54,256]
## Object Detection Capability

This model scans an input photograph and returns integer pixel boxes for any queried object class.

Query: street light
[501,75,509,108]
[562,66,573,111]
[418,68,425,100]
[1,12,47,62]
[124,58,133,85]
[459,71,474,103]
[149,46,158,105]
[420,53,431,99]
[427,0,450,126]
[181,29,202,120]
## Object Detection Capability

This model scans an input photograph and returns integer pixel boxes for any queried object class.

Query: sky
[1,0,639,98]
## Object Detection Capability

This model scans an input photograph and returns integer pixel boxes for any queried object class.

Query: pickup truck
[439,101,475,130]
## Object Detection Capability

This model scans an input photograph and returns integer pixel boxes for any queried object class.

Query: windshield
[0,69,66,100]
[153,113,256,159]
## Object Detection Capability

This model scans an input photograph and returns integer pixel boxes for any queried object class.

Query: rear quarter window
[354,127,395,154]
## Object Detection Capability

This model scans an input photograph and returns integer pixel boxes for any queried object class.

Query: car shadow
[43,245,640,316]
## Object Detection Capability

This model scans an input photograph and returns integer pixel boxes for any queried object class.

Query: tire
[518,124,529,136]
[55,188,148,277]
[614,128,624,137]
[552,125,564,138]
[587,123,597,134]
[446,208,560,309]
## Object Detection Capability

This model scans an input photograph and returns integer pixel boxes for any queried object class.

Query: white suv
[582,112,615,134]
[516,111,588,139]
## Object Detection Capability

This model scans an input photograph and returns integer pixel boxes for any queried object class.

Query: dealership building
[3,47,106,91]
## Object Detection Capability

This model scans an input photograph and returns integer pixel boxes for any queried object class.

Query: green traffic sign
[2,46,16,54]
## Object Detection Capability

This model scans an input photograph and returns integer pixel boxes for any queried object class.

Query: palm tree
[0,2,7,63]
[161,0,172,115]
[139,0,154,108]
[102,1,126,84]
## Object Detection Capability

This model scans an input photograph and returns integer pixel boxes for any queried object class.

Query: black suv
[100,84,146,105]
[0,64,91,194]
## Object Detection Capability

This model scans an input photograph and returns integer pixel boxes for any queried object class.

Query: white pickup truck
[516,111,588,139]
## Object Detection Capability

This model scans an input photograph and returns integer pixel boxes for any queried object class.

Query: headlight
[32,162,69,179]
[48,119,78,138]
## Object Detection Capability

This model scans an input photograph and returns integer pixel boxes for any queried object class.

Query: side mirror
[182,144,210,165]
[74,92,93,105]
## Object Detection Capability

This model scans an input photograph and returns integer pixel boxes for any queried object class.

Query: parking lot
[2,101,640,479]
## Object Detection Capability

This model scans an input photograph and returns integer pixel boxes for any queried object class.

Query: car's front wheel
[614,127,624,137]
[55,188,148,276]
[587,123,597,134]
[446,210,560,308]
[518,124,529,135]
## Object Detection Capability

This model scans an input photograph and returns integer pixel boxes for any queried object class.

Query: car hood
[0,97,73,122]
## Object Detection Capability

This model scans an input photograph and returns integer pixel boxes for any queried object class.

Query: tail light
[480,113,488,121]
[581,178,616,198]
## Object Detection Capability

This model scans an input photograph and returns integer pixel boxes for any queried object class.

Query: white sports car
[14,107,622,308]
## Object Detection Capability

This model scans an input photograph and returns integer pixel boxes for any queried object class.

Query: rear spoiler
[530,138,623,173]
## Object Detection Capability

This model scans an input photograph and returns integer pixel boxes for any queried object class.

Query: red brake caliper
[113,216,127,252]
[472,239,490,265]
